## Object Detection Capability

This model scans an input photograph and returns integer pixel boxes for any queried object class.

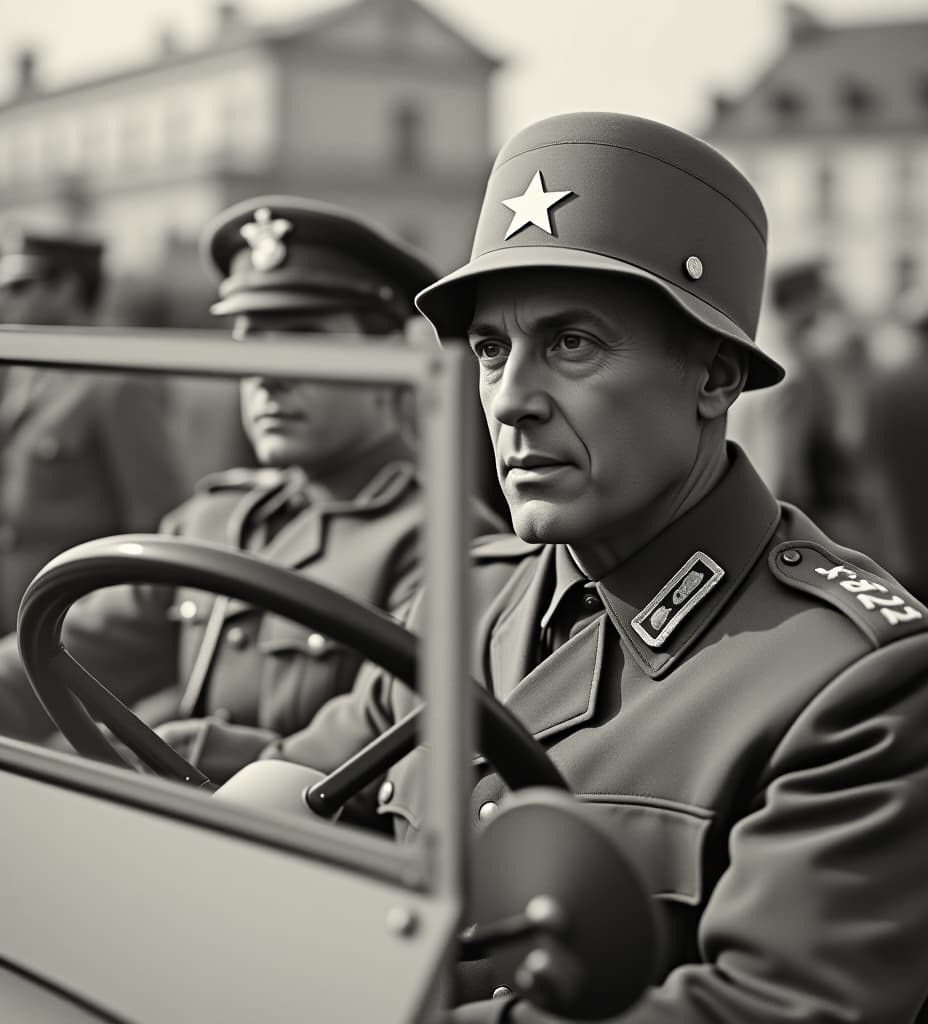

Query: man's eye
[472,340,505,361]
[552,332,594,354]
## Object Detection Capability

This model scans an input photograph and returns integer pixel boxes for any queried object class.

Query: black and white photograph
[2,1,928,1021]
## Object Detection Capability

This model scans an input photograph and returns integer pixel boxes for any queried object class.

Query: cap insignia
[240,208,293,272]
[631,552,725,649]
[501,171,573,241]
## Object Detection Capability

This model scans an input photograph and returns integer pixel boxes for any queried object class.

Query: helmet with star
[416,111,784,391]
[201,195,436,322]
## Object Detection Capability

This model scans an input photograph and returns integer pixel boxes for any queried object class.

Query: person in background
[0,229,183,632]
[0,197,503,783]
[863,288,928,604]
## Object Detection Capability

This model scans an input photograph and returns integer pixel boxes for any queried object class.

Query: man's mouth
[255,409,303,423]
[504,452,572,484]
[506,452,567,470]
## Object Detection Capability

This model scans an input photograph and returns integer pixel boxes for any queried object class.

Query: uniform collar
[297,431,415,506]
[539,543,593,633]
[593,443,780,679]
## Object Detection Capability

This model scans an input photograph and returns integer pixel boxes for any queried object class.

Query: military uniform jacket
[273,446,928,1024]
[0,436,459,761]
[0,366,183,632]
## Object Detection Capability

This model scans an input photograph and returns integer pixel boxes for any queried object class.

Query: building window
[769,85,804,121]
[895,252,918,296]
[163,102,190,163]
[816,158,835,220]
[80,119,106,173]
[896,148,916,220]
[392,101,424,170]
[121,111,145,167]
[840,80,877,119]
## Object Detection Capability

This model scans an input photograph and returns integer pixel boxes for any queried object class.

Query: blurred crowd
[729,259,928,604]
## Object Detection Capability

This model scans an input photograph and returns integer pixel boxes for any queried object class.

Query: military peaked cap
[0,230,103,289]
[416,111,784,390]
[201,196,436,319]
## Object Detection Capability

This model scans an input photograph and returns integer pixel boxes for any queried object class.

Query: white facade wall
[717,136,928,318]
[0,51,278,192]
[281,64,487,175]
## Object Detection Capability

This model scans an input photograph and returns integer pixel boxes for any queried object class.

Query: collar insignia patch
[501,170,573,240]
[240,207,293,272]
[631,552,725,649]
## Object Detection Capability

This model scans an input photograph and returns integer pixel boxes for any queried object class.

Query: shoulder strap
[770,540,928,648]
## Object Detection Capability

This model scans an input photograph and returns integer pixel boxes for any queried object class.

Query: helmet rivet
[684,255,703,280]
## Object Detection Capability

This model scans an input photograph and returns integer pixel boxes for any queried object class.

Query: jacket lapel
[219,479,294,620]
[503,617,605,742]
[487,545,554,701]
[249,505,325,572]
[484,544,605,747]
[221,461,415,622]
[260,461,416,572]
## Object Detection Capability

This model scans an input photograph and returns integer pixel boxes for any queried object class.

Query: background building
[705,2,928,322]
[0,0,499,325]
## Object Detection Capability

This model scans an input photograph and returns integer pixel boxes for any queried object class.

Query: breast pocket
[256,614,362,733]
[581,796,712,974]
[579,796,711,907]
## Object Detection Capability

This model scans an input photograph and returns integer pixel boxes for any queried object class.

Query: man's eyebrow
[467,308,615,337]
[466,321,501,338]
[534,308,615,333]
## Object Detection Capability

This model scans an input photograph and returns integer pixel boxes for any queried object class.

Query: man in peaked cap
[0,197,502,782]
[264,115,928,1022]
[0,229,183,633]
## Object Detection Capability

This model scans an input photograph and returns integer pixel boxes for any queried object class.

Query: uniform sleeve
[504,633,928,1024]
[96,376,184,533]
[264,658,397,774]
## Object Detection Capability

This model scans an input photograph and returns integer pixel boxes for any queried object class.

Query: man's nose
[488,353,552,427]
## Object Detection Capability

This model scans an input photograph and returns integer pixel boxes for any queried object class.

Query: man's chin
[509,501,577,545]
[252,439,301,467]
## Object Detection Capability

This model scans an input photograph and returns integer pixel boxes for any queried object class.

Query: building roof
[707,4,928,140]
[0,0,501,114]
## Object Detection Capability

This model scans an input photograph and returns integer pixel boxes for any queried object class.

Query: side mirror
[467,788,661,1020]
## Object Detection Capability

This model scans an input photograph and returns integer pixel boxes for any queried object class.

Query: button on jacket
[274,445,928,1024]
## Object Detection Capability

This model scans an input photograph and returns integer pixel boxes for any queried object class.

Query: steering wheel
[17,535,568,801]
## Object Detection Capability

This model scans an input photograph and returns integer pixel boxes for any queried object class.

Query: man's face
[237,309,398,474]
[468,270,704,546]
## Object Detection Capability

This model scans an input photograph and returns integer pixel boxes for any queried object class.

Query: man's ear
[696,338,749,420]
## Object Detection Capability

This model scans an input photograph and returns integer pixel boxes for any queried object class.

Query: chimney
[215,3,243,36]
[158,27,179,58]
[14,48,38,97]
[783,3,824,46]
[712,93,736,120]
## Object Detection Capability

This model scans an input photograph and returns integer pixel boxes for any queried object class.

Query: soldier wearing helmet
[269,113,928,1022]
[0,197,502,780]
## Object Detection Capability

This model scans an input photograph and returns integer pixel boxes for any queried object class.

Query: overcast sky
[3,0,926,141]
